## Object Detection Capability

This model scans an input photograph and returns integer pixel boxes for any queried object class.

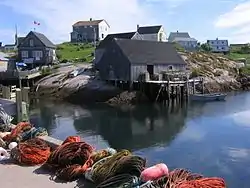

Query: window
[102,34,104,38]
[32,50,43,59]
[29,39,34,47]
[21,51,28,58]
[168,65,173,70]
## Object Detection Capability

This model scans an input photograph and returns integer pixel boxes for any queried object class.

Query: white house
[71,18,110,43]
[207,38,229,53]
[168,31,198,51]
[137,25,167,42]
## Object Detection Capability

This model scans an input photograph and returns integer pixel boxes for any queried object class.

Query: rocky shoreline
[32,52,247,105]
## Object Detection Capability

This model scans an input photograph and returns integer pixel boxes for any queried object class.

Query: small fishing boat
[189,93,227,102]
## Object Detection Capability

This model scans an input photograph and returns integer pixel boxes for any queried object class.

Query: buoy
[8,142,18,150]
[0,147,9,161]
[140,163,169,182]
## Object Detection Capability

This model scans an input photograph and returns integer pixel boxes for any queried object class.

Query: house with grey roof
[71,18,110,43]
[18,31,56,66]
[94,31,143,66]
[97,38,187,82]
[207,38,229,53]
[168,31,198,51]
[137,25,167,42]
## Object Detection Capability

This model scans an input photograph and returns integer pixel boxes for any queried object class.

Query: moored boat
[189,93,227,102]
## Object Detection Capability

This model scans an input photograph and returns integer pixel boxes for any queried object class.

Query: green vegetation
[200,43,212,52]
[56,42,95,63]
[226,44,250,63]
[239,66,250,75]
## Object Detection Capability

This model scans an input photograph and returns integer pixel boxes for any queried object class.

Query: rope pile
[2,122,48,145]
[44,136,94,181]
[10,138,51,166]
[149,169,226,188]
[91,150,146,185]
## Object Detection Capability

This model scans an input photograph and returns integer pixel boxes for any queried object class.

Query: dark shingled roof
[32,31,56,48]
[137,26,162,34]
[168,32,190,42]
[97,32,137,49]
[114,38,186,65]
[18,31,56,48]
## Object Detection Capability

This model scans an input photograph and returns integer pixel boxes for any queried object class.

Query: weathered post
[192,79,195,94]
[16,89,22,122]
[21,87,30,104]
[2,86,11,99]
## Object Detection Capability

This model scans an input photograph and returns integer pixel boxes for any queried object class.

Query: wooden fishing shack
[95,38,203,102]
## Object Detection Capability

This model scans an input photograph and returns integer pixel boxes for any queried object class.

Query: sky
[0,0,250,45]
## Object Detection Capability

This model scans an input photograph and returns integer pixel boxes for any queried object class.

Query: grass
[56,42,95,63]
[225,44,250,63]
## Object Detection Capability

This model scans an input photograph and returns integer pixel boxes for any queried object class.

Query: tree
[200,43,212,52]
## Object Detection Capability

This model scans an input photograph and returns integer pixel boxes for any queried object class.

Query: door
[147,65,154,75]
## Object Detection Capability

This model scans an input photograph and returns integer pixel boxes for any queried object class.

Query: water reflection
[73,102,188,151]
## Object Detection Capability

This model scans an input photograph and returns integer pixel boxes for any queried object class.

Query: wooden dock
[107,71,204,103]
[0,85,30,121]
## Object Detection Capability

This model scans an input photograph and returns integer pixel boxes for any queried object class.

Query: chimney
[137,24,139,31]
[90,18,92,21]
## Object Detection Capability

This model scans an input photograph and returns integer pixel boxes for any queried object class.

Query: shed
[97,38,187,81]
[94,32,142,66]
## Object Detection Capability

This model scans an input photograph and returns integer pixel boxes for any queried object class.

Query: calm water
[30,92,250,187]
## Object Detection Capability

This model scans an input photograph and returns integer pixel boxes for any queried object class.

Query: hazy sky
[0,0,249,44]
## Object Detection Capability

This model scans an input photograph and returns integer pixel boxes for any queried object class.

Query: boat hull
[189,93,227,102]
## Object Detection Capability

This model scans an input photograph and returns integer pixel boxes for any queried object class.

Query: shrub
[60,59,68,64]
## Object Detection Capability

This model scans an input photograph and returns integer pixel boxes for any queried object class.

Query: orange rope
[62,136,81,145]
[11,138,51,166]
[177,177,226,188]
[45,136,94,181]
[3,122,32,143]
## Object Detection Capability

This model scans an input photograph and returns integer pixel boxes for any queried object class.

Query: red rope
[177,177,226,188]
[3,122,32,143]
[62,136,81,145]
[45,136,94,181]
[11,138,51,166]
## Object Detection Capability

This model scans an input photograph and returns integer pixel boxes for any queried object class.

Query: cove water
[30,91,250,187]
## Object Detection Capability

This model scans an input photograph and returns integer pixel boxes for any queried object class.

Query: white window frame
[21,51,28,58]
[29,39,34,47]
[32,51,43,59]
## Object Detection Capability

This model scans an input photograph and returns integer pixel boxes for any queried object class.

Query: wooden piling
[21,87,30,104]
[16,89,22,122]
[2,86,11,99]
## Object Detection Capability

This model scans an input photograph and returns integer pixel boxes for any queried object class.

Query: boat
[189,93,227,102]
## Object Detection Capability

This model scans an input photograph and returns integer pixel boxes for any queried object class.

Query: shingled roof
[73,19,110,27]
[18,31,56,48]
[114,38,186,65]
[96,32,137,49]
[137,25,162,34]
[168,32,191,42]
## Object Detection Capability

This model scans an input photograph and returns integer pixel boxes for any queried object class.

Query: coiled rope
[2,122,48,144]
[96,174,140,188]
[3,122,32,143]
[91,150,146,185]
[21,127,48,141]
[45,137,94,181]
[177,177,226,188]
[10,138,51,166]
